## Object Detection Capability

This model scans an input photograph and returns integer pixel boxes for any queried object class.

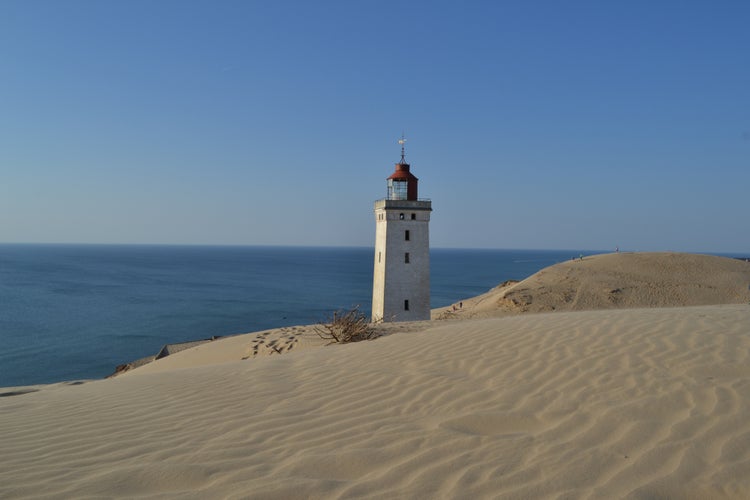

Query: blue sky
[1,1,748,252]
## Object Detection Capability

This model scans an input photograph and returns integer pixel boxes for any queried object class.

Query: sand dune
[2,252,750,498]
[441,252,750,318]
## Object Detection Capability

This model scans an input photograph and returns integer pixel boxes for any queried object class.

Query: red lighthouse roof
[387,163,418,182]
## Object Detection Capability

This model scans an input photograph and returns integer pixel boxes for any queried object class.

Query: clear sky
[1,1,748,252]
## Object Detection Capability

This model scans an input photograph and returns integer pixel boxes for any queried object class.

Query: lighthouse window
[399,213,405,220]
[405,252,410,263]
[405,230,410,241]
[404,300,410,311]
[388,179,408,200]
[411,213,416,220]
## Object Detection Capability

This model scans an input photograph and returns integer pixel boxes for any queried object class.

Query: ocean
[0,245,596,387]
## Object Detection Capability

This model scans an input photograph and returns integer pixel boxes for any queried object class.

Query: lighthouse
[372,138,432,322]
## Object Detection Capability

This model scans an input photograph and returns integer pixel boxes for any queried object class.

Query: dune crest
[446,252,750,317]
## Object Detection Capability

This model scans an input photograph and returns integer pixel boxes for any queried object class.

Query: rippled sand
[2,303,749,498]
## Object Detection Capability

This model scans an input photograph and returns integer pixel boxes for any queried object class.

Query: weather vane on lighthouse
[398,134,407,163]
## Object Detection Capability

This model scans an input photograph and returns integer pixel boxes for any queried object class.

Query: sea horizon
[2,241,749,256]
[2,241,608,252]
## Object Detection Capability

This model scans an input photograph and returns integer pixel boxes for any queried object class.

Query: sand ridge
[439,252,750,318]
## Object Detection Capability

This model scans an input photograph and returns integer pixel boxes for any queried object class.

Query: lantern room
[387,163,418,201]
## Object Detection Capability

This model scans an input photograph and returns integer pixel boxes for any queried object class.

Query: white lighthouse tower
[372,138,432,322]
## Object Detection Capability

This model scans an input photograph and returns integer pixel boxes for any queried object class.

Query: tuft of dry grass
[314,307,378,344]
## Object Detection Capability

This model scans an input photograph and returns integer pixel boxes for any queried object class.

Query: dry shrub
[315,307,377,344]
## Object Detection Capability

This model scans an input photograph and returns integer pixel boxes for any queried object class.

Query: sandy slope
[439,252,750,318]
[126,253,750,375]
[2,252,750,499]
